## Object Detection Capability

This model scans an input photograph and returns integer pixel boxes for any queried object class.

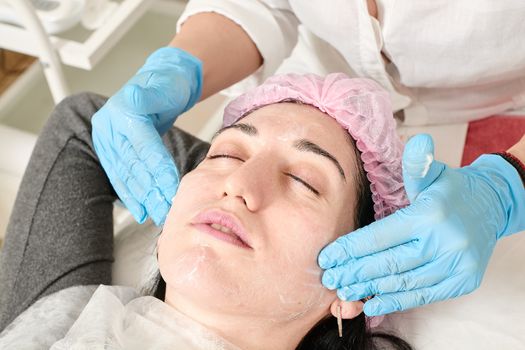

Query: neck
[164,288,323,350]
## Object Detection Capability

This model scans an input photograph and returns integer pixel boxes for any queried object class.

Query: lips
[191,209,253,249]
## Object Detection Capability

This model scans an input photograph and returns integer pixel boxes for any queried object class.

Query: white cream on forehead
[240,109,342,160]
[273,121,327,144]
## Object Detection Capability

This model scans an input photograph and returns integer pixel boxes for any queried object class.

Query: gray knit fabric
[0,92,210,331]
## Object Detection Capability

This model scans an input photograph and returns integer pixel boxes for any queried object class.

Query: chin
[159,243,250,311]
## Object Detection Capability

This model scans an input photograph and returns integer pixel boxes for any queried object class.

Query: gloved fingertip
[336,288,348,301]
[125,200,146,224]
[158,218,166,227]
[151,216,161,227]
[337,287,356,302]
[151,211,167,227]
[363,299,383,316]
[132,209,147,224]
[158,178,179,206]
[150,199,170,227]
[321,271,336,289]
[317,251,332,269]
[405,133,434,153]
[318,243,347,269]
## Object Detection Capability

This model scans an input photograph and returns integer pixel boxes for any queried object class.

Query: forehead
[240,102,352,147]
[231,102,359,178]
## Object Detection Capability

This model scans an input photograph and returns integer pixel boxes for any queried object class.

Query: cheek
[172,170,219,207]
[255,208,340,319]
[163,170,222,232]
[270,208,339,266]
[159,171,223,285]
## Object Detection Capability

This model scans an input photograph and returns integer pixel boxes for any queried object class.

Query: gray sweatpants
[0,92,209,331]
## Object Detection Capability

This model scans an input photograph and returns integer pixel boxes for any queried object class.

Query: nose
[220,156,274,211]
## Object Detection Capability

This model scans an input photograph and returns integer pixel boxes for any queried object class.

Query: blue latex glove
[92,47,202,225]
[319,133,525,316]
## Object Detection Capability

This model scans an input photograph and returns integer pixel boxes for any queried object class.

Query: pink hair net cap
[223,73,409,220]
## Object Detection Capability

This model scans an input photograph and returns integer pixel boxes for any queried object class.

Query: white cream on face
[158,103,360,348]
[160,215,334,321]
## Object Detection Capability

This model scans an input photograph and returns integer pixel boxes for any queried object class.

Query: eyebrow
[293,139,346,181]
[212,123,258,141]
[213,122,346,181]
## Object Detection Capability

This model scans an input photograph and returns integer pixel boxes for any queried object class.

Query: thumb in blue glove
[401,133,444,202]
[92,47,202,225]
[318,134,525,316]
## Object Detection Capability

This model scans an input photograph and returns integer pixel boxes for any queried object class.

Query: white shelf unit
[0,0,156,104]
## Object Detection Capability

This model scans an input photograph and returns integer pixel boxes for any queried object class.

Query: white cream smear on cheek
[252,237,332,322]
[167,245,212,287]
[278,268,332,321]
[277,238,333,321]
[282,227,335,316]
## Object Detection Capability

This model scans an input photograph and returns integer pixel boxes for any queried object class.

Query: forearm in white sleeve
[177,0,300,93]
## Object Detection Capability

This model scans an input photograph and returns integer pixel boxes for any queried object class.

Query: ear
[330,299,364,319]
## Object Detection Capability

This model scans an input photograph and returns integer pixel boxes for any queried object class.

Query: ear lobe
[330,299,364,319]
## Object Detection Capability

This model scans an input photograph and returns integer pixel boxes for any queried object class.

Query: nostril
[222,190,249,208]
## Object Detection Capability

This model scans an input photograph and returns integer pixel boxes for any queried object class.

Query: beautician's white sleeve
[176,0,300,95]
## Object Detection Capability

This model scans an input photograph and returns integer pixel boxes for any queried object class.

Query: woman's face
[158,102,360,324]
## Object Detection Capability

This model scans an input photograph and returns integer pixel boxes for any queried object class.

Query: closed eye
[284,172,320,196]
[208,154,320,196]
[207,154,244,162]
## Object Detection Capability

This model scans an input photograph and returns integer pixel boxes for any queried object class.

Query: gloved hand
[92,47,202,225]
[319,133,525,316]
